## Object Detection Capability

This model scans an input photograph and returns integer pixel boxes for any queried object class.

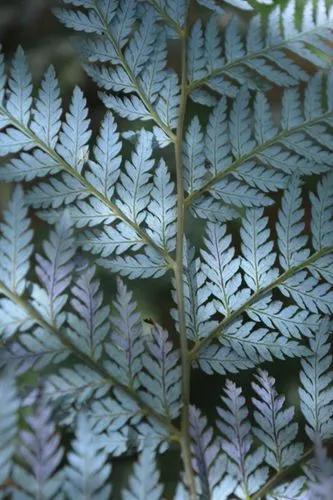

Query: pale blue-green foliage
[0,0,333,498]
[12,400,64,499]
[217,380,269,498]
[252,370,303,471]
[299,318,333,440]
[0,185,33,296]
[65,413,112,499]
[122,447,163,500]
[0,371,18,485]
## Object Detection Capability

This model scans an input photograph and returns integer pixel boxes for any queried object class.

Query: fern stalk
[173,7,197,497]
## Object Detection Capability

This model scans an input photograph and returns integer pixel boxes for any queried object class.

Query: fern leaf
[277,175,310,270]
[140,30,167,103]
[13,399,63,499]
[104,279,143,388]
[241,208,278,292]
[254,92,277,145]
[0,150,60,183]
[101,93,151,121]
[102,248,167,279]
[248,296,320,339]
[31,66,62,148]
[45,364,109,415]
[211,178,273,208]
[155,71,180,130]
[280,271,333,314]
[183,116,206,194]
[201,222,248,316]
[196,344,255,376]
[117,129,154,224]
[125,9,157,77]
[268,477,307,500]
[1,328,69,375]
[85,111,122,199]
[0,298,32,341]
[0,370,19,484]
[0,185,33,295]
[173,244,216,342]
[56,86,91,172]
[33,213,75,326]
[230,86,256,159]
[54,7,104,34]
[27,174,88,209]
[205,96,231,175]
[299,318,333,440]
[67,265,109,360]
[221,320,310,363]
[122,448,163,500]
[252,369,303,471]
[80,222,143,258]
[189,405,225,498]
[65,413,112,499]
[86,388,140,456]
[146,159,176,251]
[217,380,268,498]
[188,20,207,83]
[139,326,181,419]
[6,46,32,125]
[310,172,333,252]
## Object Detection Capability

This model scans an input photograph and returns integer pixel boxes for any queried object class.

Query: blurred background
[0,0,325,496]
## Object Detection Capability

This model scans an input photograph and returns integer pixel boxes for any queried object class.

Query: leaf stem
[173,14,197,499]
[189,245,333,361]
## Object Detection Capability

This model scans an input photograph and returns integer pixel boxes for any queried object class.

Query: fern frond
[248,296,320,339]
[65,413,112,499]
[33,213,75,326]
[139,326,181,419]
[252,369,303,471]
[0,370,19,484]
[31,65,62,148]
[7,46,32,125]
[85,111,121,199]
[13,399,63,499]
[172,243,217,342]
[56,86,91,172]
[188,0,333,96]
[122,447,163,500]
[201,222,248,316]
[67,265,109,360]
[299,318,333,440]
[217,380,268,498]
[0,185,33,295]
[104,279,144,388]
[146,159,176,251]
[277,175,309,270]
[183,116,206,194]
[189,405,226,498]
[185,73,333,214]
[241,208,278,292]
[117,129,154,224]
[0,328,69,374]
